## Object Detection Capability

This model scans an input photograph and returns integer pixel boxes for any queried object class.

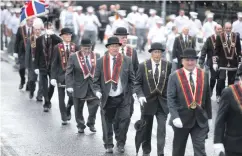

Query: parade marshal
[167,48,212,156]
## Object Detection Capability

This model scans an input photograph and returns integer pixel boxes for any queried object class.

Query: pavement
[1,44,219,156]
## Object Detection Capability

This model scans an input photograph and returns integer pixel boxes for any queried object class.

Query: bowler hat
[105,37,122,47]
[80,38,92,47]
[237,65,242,76]
[114,27,129,36]
[148,42,165,53]
[59,28,72,36]
[180,48,198,59]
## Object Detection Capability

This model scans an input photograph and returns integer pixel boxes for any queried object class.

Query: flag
[20,0,47,25]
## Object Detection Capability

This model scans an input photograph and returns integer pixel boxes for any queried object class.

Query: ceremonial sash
[76,51,96,79]
[144,59,168,94]
[176,68,205,109]
[103,53,123,84]
[210,34,216,50]
[220,32,237,60]
[42,36,53,68]
[21,26,34,50]
[30,36,36,60]
[58,43,76,71]
[178,35,193,51]
[126,46,133,58]
[230,84,242,110]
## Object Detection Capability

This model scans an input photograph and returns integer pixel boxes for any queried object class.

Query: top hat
[114,27,129,36]
[148,42,165,53]
[105,37,122,47]
[81,38,92,47]
[237,65,242,76]
[180,48,198,59]
[59,28,72,36]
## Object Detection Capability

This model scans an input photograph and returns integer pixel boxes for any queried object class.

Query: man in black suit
[172,26,196,70]
[213,22,241,102]
[214,65,242,156]
[199,24,222,98]
[135,43,172,156]
[34,22,62,112]
[93,37,135,153]
[51,28,77,124]
[167,48,212,156]
[14,18,34,90]
[65,38,100,133]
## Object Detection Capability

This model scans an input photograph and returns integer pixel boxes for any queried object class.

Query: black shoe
[117,146,125,153]
[19,83,24,89]
[78,128,84,133]
[106,148,113,153]
[36,96,43,102]
[158,154,164,156]
[89,126,96,132]
[43,107,49,112]
[29,92,34,99]
[62,121,68,125]
[66,114,71,121]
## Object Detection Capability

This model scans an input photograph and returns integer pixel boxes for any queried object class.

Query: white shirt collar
[183,67,196,76]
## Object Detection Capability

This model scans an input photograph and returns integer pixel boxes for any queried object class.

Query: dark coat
[65,52,100,98]
[172,34,196,69]
[167,68,212,128]
[214,83,242,153]
[34,34,62,73]
[135,59,172,115]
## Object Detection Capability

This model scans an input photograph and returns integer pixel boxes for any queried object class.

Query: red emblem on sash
[230,84,242,109]
[103,53,123,84]
[58,43,76,70]
[176,68,205,109]
[76,51,96,79]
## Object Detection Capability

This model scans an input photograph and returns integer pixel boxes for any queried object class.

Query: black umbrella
[134,106,147,155]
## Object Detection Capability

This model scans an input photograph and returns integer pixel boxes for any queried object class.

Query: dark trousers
[73,97,99,129]
[217,70,237,96]
[225,151,242,156]
[39,71,55,107]
[57,87,73,121]
[210,66,219,96]
[172,122,208,156]
[36,74,43,98]
[27,65,38,93]
[98,29,105,43]
[101,94,130,149]
[136,28,147,51]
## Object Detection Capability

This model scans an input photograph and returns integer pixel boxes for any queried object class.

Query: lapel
[179,34,185,51]
[210,34,216,51]
[230,84,242,111]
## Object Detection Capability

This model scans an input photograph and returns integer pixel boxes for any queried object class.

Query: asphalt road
[1,45,219,156]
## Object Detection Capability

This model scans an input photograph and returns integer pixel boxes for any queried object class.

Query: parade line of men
[10,5,242,155]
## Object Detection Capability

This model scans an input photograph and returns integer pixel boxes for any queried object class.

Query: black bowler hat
[148,42,165,53]
[105,36,122,47]
[80,38,92,47]
[237,65,242,76]
[114,27,129,36]
[180,48,198,59]
[59,28,72,36]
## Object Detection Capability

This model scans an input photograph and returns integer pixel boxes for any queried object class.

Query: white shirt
[182,34,189,42]
[84,54,91,68]
[83,14,101,32]
[8,14,20,34]
[166,33,179,52]
[189,19,202,37]
[25,25,32,35]
[174,15,189,33]
[148,26,167,44]
[146,15,160,29]
[202,21,218,39]
[151,59,161,79]
[165,21,176,35]
[109,54,123,96]
[135,13,148,29]
[183,67,197,89]
[127,12,139,25]
[112,18,129,33]
[63,43,70,52]
[232,20,242,39]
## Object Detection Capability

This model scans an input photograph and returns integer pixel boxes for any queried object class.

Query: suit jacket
[199,34,216,67]
[122,46,139,74]
[167,68,212,128]
[135,59,172,115]
[34,34,62,72]
[215,32,241,68]
[172,34,196,68]
[51,42,77,84]
[93,53,135,108]
[65,52,100,98]
[214,83,242,153]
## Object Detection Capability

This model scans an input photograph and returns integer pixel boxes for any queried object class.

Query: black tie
[154,64,159,84]
[66,45,70,54]
[86,56,91,71]
[189,72,195,94]
[112,56,117,91]
[227,34,231,46]
[121,47,124,55]
[27,28,30,37]
[185,36,188,47]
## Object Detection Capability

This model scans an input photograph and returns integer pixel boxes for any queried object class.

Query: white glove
[213,143,225,155]
[132,93,138,102]
[96,92,102,99]
[50,79,57,86]
[173,58,178,63]
[66,88,73,93]
[213,64,218,71]
[13,53,18,58]
[173,118,183,128]
[138,97,147,107]
[34,69,39,75]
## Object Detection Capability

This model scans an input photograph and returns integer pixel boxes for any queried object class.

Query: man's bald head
[224,22,232,33]
[215,24,222,35]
